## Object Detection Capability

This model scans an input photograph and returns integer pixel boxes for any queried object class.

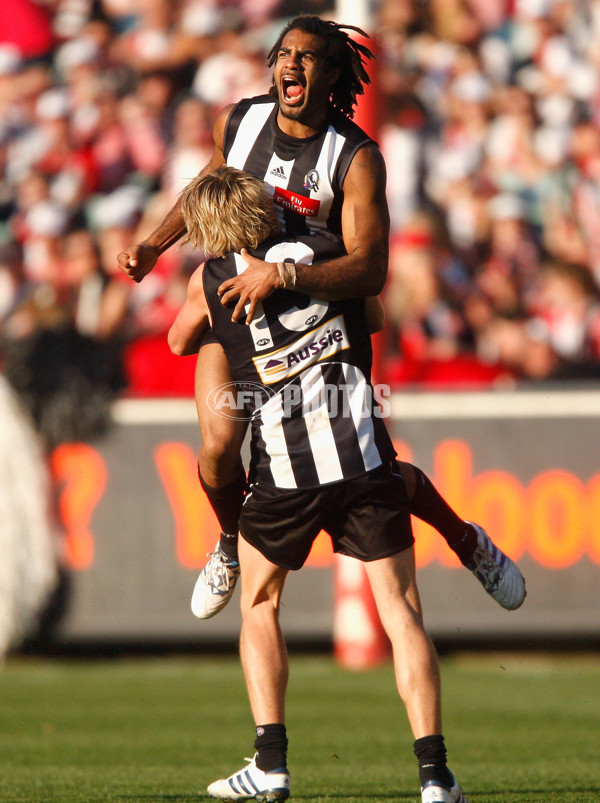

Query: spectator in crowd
[161,95,214,199]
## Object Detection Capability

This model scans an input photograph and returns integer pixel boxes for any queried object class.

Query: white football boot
[191,542,240,619]
[465,522,526,610]
[422,771,469,803]
[207,755,290,801]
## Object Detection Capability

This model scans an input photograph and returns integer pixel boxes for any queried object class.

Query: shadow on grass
[122,795,414,802]
[122,789,600,802]
[468,789,600,798]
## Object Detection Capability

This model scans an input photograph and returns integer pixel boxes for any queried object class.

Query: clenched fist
[117,242,160,283]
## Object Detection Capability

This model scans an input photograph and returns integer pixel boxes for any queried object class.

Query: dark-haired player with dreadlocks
[117,17,523,619]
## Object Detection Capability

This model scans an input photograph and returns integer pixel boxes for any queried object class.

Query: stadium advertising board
[48,391,600,645]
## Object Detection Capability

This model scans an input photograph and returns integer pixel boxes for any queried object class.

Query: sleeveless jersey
[203,232,395,490]
[223,95,375,237]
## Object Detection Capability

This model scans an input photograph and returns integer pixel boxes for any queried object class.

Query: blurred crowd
[377,0,600,386]
[1,0,600,446]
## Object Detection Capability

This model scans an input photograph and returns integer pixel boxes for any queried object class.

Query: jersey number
[233,247,330,352]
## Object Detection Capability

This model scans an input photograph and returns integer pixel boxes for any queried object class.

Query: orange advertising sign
[50,437,598,573]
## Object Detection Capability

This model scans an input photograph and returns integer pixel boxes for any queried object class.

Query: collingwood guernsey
[203,232,395,490]
[224,95,375,237]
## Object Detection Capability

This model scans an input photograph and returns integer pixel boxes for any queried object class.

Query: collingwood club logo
[303,169,319,191]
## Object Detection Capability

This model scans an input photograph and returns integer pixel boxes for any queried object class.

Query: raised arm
[218,144,390,322]
[116,106,232,283]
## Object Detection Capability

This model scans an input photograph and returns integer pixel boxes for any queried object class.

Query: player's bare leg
[395,462,526,611]
[191,343,246,619]
[237,535,289,725]
[195,342,247,490]
[207,535,291,800]
[363,548,441,737]
[364,549,469,803]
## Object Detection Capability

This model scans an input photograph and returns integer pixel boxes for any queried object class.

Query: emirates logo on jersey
[253,315,350,385]
[273,186,321,217]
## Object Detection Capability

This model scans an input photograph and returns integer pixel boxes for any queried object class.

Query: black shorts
[239,463,414,570]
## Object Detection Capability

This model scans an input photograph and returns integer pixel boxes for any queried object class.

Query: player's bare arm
[168,263,211,356]
[116,106,233,283]
[218,145,389,323]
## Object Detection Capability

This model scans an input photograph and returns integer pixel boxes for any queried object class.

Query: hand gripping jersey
[224,95,376,237]
[203,232,395,490]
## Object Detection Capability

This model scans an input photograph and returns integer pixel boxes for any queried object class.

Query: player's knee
[240,588,281,618]
[200,416,238,460]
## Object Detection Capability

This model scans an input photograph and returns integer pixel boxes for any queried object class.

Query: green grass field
[1,652,599,803]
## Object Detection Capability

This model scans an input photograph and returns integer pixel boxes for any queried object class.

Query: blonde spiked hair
[180,165,279,257]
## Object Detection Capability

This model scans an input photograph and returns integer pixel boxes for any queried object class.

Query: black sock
[198,465,246,560]
[413,734,453,788]
[254,724,288,772]
[218,532,239,562]
[408,465,477,565]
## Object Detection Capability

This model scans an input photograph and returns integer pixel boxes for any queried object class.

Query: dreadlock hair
[180,166,279,257]
[267,15,374,120]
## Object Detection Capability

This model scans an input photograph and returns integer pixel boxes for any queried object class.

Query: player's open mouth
[282,76,305,104]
